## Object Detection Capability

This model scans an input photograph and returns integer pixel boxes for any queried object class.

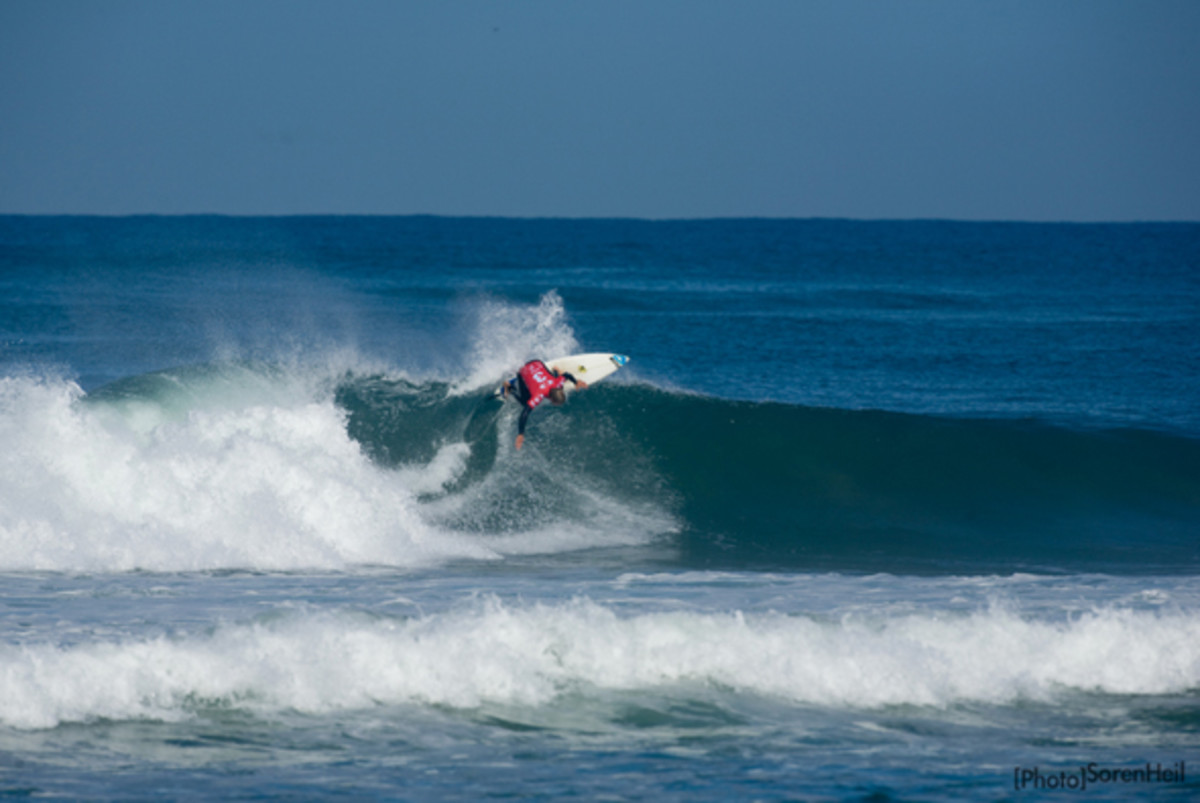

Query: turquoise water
[1,217,1198,799]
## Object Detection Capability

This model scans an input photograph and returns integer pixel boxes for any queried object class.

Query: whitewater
[1,216,1198,800]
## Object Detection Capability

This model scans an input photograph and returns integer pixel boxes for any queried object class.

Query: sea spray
[454,291,581,394]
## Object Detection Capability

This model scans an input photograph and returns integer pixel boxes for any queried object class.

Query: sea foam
[2,597,1197,729]
[0,373,493,572]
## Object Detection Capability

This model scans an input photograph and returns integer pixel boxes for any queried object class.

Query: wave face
[582,386,1200,573]
[2,361,1197,575]
[331,372,1200,573]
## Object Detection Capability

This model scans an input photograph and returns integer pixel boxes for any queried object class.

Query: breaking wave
[2,358,1198,574]
[3,595,1198,729]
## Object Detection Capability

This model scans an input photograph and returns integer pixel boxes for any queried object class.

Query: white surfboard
[497,353,629,397]
[545,353,629,391]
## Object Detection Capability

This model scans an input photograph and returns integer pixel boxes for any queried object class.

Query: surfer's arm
[561,372,588,390]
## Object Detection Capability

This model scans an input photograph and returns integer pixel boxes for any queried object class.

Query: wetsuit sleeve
[517,404,532,436]
[561,372,578,385]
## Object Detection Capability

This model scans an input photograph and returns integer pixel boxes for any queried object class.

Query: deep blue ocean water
[1,216,1198,800]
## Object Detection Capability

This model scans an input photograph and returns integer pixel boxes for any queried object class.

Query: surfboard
[497,353,629,398]
[545,353,629,390]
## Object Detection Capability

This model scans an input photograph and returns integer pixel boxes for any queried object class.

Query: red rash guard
[517,360,566,409]
[513,360,579,436]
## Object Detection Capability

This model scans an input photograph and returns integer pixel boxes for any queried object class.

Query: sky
[2,0,1198,221]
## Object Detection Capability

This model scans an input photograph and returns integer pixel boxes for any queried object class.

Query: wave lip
[3,598,1198,729]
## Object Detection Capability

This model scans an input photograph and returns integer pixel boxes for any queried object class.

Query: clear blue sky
[2,0,1198,220]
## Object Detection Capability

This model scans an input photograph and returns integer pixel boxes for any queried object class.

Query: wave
[2,350,1197,574]
[584,386,1200,573]
[3,596,1198,729]
[0,362,672,573]
[334,374,1200,573]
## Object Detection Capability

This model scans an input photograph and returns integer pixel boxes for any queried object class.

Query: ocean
[1,216,1198,800]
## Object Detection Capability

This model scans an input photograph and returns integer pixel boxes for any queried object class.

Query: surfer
[501,359,588,450]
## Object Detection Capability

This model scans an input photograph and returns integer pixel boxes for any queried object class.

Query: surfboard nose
[611,355,630,367]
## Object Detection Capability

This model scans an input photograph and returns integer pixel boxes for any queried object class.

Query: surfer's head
[549,386,567,406]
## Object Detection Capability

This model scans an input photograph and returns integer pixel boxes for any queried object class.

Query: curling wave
[2,361,1197,574]
[0,364,672,573]
[337,376,1200,574]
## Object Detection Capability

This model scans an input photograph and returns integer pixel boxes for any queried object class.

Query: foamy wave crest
[4,598,1198,728]
[0,374,495,572]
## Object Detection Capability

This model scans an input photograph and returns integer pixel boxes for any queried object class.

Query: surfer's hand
[515,434,524,451]
[576,380,588,390]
